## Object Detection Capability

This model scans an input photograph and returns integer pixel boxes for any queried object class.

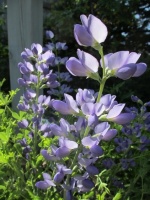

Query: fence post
[7,0,43,110]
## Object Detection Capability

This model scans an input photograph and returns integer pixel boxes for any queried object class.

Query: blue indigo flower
[66,49,99,77]
[52,94,79,115]
[74,14,108,47]
[54,164,72,183]
[35,173,55,189]
[102,158,115,169]
[76,89,95,106]
[18,119,28,129]
[46,30,54,39]
[106,104,135,124]
[101,51,147,80]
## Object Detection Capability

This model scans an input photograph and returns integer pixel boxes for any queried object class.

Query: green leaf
[0,185,6,190]
[113,192,122,200]
[11,111,20,120]
[0,109,4,114]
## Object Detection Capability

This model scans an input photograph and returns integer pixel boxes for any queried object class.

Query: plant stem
[96,77,107,103]
[96,45,107,102]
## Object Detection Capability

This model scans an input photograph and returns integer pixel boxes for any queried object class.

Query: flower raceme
[101,51,147,80]
[74,14,108,48]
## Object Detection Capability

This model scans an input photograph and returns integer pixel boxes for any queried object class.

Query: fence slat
[7,0,43,110]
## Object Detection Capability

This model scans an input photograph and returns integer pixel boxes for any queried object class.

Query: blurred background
[0,0,150,104]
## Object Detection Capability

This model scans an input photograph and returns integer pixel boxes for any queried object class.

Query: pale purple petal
[43,173,51,180]
[66,57,87,76]
[94,103,105,116]
[133,63,147,77]
[82,136,98,148]
[52,100,70,115]
[64,94,79,113]
[49,124,63,136]
[88,14,108,43]
[56,146,70,157]
[80,14,88,27]
[41,150,55,161]
[31,43,43,55]
[90,144,103,156]
[107,104,125,119]
[77,49,99,73]
[102,129,117,141]
[94,122,110,135]
[81,103,94,115]
[111,113,135,124]
[116,64,137,80]
[125,52,141,64]
[87,115,98,127]
[108,51,129,70]
[35,181,50,189]
[54,172,64,183]
[100,53,113,67]
[64,140,78,149]
[74,25,93,46]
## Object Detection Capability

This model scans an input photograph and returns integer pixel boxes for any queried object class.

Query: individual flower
[46,30,54,39]
[53,164,72,183]
[106,104,135,124]
[82,136,103,157]
[66,49,99,77]
[52,94,79,115]
[18,119,29,129]
[75,173,95,192]
[101,51,147,80]
[35,173,55,189]
[74,14,108,47]
[56,137,78,158]
[76,89,95,106]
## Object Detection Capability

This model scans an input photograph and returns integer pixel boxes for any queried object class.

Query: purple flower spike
[66,49,99,77]
[74,14,108,47]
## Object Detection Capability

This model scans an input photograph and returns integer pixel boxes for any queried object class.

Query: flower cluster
[45,30,73,97]
[17,43,59,156]
[33,14,147,198]
[12,13,148,200]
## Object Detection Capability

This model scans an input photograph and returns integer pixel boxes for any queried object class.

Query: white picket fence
[7,0,44,109]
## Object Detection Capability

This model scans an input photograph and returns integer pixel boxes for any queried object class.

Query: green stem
[96,78,107,103]
[96,45,107,102]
